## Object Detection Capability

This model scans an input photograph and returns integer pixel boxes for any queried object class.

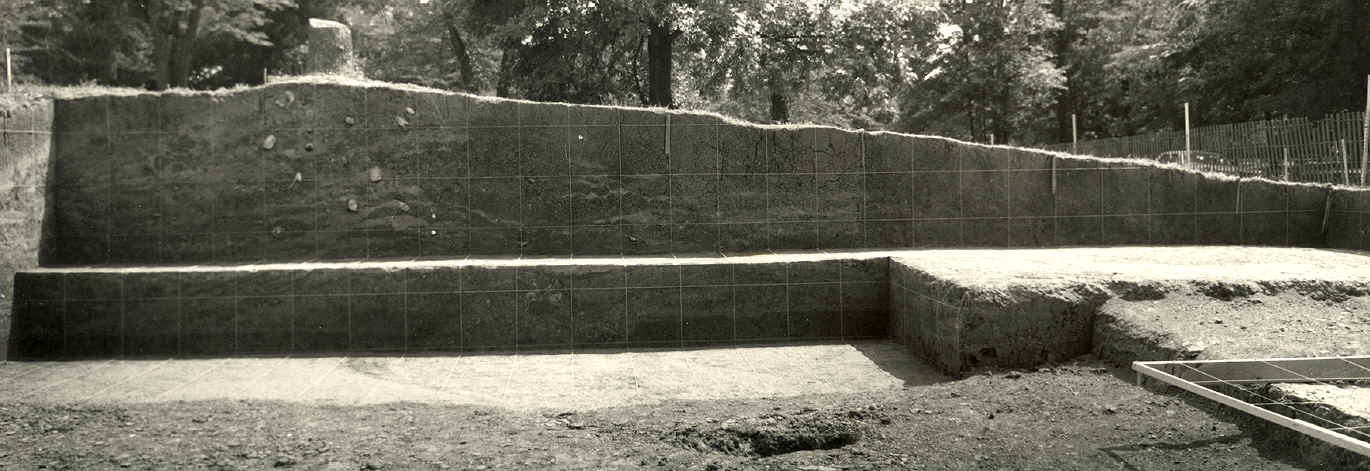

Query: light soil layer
[0,342,941,410]
[0,360,1344,470]
[892,246,1370,288]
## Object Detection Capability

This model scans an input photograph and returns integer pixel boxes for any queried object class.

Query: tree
[815,0,937,128]
[898,0,1065,144]
[0,0,49,82]
[1166,0,1370,123]
[683,0,837,123]
[137,0,296,89]
[642,1,677,106]
[14,0,303,89]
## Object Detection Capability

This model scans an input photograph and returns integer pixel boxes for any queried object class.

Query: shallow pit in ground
[664,408,881,456]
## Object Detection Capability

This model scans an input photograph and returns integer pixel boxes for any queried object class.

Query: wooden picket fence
[1043,112,1369,185]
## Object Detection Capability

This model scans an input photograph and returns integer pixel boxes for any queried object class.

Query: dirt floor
[1096,281,1370,360]
[0,359,1335,470]
[0,344,940,409]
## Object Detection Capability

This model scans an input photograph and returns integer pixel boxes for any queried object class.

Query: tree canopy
[6,0,1367,145]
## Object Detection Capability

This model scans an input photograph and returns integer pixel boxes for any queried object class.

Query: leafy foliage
[8,0,1368,144]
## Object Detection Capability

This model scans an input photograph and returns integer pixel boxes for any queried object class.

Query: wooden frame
[1133,356,1370,459]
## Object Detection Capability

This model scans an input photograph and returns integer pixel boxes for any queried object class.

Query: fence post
[1342,139,1350,185]
[1282,147,1290,181]
[1362,75,1370,185]
[1071,113,1078,155]
[1184,102,1192,161]
[5,47,11,93]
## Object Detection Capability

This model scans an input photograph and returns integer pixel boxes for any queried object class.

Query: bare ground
[0,360,1331,470]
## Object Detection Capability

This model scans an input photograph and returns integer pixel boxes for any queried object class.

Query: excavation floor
[0,359,1328,470]
[0,342,939,410]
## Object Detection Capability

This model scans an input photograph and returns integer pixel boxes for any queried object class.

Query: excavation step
[8,254,889,359]
[887,246,1370,373]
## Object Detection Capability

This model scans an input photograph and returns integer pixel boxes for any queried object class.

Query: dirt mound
[664,408,881,456]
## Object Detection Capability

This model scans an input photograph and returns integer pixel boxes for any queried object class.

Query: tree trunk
[768,74,788,123]
[105,49,119,84]
[967,98,978,141]
[151,33,173,91]
[769,92,789,124]
[442,11,475,92]
[495,47,514,98]
[645,17,674,107]
[145,0,170,90]
[167,0,205,88]
[1050,0,1072,143]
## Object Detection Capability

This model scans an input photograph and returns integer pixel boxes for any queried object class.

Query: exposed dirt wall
[890,260,1111,373]
[887,248,1370,375]
[43,80,1332,266]
[1326,186,1370,251]
[0,98,55,361]
[8,255,888,359]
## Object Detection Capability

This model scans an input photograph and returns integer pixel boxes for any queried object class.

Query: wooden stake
[1282,147,1290,181]
[1184,102,1192,160]
[1323,191,1333,234]
[1071,113,1078,154]
[1362,75,1369,185]
[1342,139,1350,184]
[4,47,11,94]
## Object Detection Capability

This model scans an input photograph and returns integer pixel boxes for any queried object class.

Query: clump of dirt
[1292,281,1370,303]
[1193,281,1259,301]
[1106,281,1169,301]
[664,409,875,457]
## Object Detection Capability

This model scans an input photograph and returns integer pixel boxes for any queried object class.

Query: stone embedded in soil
[263,135,276,150]
[369,167,383,182]
[347,199,359,212]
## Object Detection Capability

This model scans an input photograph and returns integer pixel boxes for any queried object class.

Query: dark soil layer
[3,361,1357,470]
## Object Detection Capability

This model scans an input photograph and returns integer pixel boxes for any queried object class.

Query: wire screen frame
[1133,355,1370,458]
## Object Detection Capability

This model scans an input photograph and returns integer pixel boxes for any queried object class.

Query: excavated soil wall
[43,81,1330,266]
[885,248,1370,375]
[889,260,1110,373]
[8,256,888,359]
[0,99,56,360]
[1326,187,1370,251]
